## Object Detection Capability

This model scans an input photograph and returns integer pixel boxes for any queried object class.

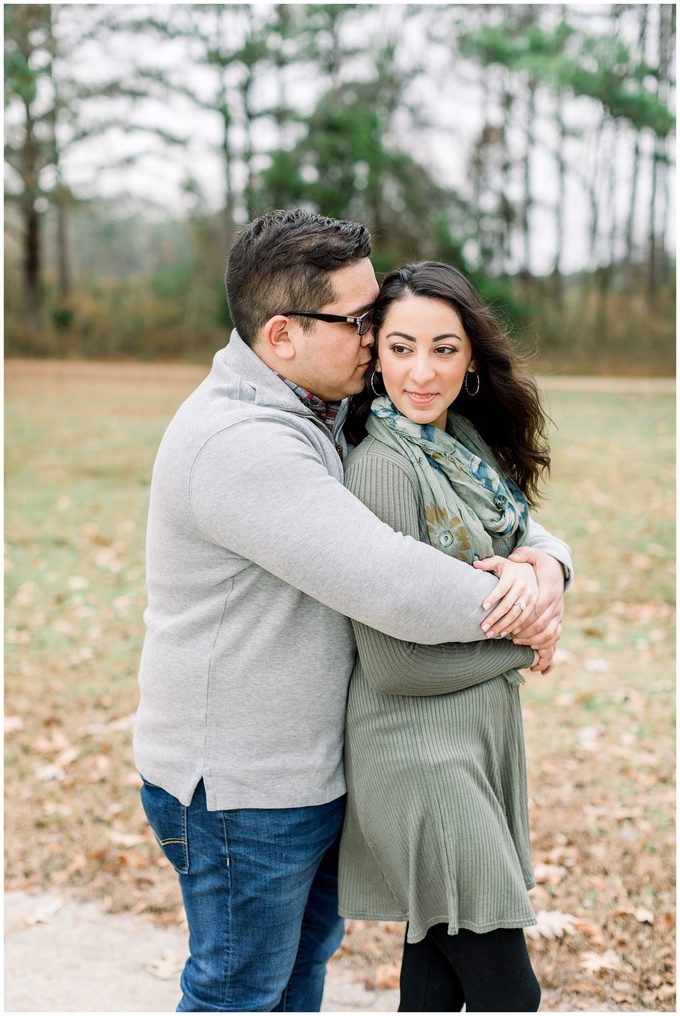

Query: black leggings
[398,925,541,1013]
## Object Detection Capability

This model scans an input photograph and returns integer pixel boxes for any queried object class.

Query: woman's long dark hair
[346,261,551,507]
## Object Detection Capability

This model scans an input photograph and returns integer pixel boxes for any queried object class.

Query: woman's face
[376,295,476,430]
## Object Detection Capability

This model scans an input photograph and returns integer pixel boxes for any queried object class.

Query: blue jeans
[140,778,346,1012]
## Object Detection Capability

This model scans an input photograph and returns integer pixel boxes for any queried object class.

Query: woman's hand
[472,556,539,638]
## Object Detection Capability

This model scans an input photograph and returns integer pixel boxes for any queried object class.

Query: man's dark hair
[225,209,372,346]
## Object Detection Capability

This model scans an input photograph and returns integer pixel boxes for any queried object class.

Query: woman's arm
[346,446,536,697]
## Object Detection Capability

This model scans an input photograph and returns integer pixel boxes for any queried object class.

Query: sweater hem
[338,908,537,944]
[409,914,538,944]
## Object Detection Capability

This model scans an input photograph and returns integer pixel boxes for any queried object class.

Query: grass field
[5,360,675,1011]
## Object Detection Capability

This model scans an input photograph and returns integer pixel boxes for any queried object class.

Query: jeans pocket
[140,777,189,875]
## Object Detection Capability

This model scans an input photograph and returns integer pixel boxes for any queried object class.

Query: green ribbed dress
[338,436,538,944]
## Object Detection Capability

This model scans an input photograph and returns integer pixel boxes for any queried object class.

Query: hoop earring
[464,370,480,397]
[370,369,383,397]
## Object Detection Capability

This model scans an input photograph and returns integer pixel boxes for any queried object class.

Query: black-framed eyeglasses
[281,309,374,336]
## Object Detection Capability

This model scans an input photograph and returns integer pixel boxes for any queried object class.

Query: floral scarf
[366,396,529,563]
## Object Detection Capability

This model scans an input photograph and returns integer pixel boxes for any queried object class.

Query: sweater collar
[217,331,349,437]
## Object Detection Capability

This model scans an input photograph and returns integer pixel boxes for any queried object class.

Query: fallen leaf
[119,771,142,787]
[116,850,150,869]
[44,802,74,818]
[573,918,605,944]
[34,763,66,782]
[374,963,400,989]
[565,980,596,993]
[633,907,654,924]
[55,747,79,768]
[87,713,135,736]
[67,575,89,590]
[85,754,110,782]
[584,658,609,672]
[581,949,624,974]
[145,950,186,980]
[534,863,567,885]
[655,985,676,1002]
[525,910,577,941]
[26,897,64,925]
[32,729,71,754]
[106,830,149,848]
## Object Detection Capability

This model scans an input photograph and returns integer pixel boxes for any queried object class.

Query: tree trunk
[647,5,665,304]
[520,79,536,299]
[598,118,619,345]
[22,99,42,333]
[624,6,647,281]
[274,5,291,149]
[24,200,41,333]
[56,198,70,301]
[648,146,659,303]
[499,71,514,274]
[551,95,566,309]
[657,2,674,287]
[216,7,235,256]
[242,71,255,220]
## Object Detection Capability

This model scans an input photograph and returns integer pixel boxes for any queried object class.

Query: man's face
[292,258,379,402]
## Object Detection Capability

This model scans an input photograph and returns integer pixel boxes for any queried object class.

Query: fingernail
[486,629,495,637]
[481,622,489,631]
[500,631,507,637]
[483,602,490,610]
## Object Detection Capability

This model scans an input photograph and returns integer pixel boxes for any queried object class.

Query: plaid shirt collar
[277,374,342,430]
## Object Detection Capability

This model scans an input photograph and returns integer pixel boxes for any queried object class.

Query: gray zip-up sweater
[134,331,572,810]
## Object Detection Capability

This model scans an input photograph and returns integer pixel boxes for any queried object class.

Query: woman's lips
[406,391,437,405]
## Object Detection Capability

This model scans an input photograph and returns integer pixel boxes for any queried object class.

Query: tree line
[4,4,676,371]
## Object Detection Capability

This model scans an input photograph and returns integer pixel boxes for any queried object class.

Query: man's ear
[261,315,296,363]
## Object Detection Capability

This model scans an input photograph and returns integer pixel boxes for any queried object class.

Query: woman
[339,261,561,1012]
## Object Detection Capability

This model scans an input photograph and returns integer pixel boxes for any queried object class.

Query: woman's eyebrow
[386,331,463,342]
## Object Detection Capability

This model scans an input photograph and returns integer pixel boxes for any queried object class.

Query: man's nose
[360,328,375,347]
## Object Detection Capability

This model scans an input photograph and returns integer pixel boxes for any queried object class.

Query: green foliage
[150,254,193,301]
[4,5,50,107]
[460,16,674,135]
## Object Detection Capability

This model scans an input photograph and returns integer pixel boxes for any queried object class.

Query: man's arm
[189,419,498,645]
[525,518,573,588]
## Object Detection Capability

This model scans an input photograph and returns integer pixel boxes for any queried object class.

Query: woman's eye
[435,345,456,355]
[391,344,411,355]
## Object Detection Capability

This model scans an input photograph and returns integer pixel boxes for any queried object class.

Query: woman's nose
[409,357,435,384]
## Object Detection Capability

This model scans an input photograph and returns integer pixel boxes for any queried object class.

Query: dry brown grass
[5,360,675,1010]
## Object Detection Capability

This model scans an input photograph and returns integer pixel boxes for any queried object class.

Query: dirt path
[5,890,398,1013]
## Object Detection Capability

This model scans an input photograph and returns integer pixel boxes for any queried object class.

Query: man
[134,209,571,1012]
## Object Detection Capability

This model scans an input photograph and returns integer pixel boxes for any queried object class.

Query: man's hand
[505,546,565,648]
[472,557,539,637]
[528,645,556,674]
